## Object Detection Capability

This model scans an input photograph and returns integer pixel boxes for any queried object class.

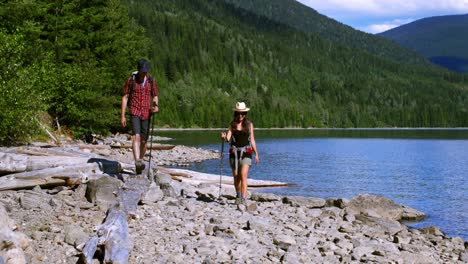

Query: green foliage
[221,0,430,65]
[379,14,468,73]
[0,0,148,143]
[1,0,468,145]
[123,0,468,128]
[379,14,468,59]
[0,31,49,144]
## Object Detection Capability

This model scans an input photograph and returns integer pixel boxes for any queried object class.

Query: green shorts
[230,156,252,168]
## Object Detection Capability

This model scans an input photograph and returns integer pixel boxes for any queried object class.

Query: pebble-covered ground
[0,135,466,263]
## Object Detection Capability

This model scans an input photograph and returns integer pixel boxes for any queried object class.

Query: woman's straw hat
[233,102,250,112]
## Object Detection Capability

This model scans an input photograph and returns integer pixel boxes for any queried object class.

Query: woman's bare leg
[239,165,250,199]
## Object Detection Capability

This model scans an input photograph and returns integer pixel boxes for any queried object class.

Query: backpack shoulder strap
[247,120,252,144]
[149,75,155,96]
[129,73,137,93]
[126,74,136,107]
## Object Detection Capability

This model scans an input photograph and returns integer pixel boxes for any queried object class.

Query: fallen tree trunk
[81,177,150,264]
[79,145,111,150]
[0,152,28,174]
[0,153,91,174]
[160,167,292,188]
[111,144,175,150]
[15,147,78,157]
[0,159,134,191]
[1,152,134,173]
[0,164,99,191]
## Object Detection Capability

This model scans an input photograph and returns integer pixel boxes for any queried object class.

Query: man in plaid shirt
[121,59,159,174]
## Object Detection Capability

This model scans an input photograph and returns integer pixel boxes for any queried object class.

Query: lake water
[156,129,468,240]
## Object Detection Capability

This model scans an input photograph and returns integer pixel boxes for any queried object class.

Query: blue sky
[297,0,468,34]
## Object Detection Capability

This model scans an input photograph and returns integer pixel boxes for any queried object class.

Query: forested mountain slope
[123,0,467,128]
[221,0,429,65]
[1,0,467,144]
[379,14,468,73]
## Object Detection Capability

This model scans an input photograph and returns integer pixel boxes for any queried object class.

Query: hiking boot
[235,197,242,205]
[135,159,145,174]
[241,198,247,206]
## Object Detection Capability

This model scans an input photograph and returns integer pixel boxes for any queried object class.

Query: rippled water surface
[156,129,468,239]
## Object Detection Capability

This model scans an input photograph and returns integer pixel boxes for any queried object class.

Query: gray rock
[281,247,301,264]
[450,237,465,251]
[246,217,273,232]
[308,208,322,218]
[338,222,355,234]
[343,213,356,222]
[250,192,281,202]
[401,205,426,221]
[400,251,438,264]
[326,197,349,209]
[85,175,122,210]
[282,196,326,208]
[0,203,14,229]
[420,226,445,237]
[356,215,404,235]
[32,185,42,192]
[154,172,172,186]
[321,207,343,219]
[19,190,53,210]
[160,181,184,198]
[393,233,412,244]
[335,239,354,251]
[237,203,247,212]
[346,194,404,220]
[352,245,375,260]
[64,225,88,247]
[273,235,296,250]
[460,252,468,262]
[195,183,221,198]
[140,183,164,204]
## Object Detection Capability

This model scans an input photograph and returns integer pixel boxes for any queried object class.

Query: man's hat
[137,59,150,73]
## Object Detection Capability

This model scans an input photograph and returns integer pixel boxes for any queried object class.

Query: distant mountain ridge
[221,0,429,65]
[379,14,468,73]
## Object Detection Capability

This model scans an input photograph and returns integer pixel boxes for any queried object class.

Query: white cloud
[364,24,399,34]
[361,18,415,33]
[297,0,468,17]
[297,0,468,34]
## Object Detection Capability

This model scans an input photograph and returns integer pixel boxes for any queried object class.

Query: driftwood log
[0,152,134,190]
[0,140,290,263]
[110,144,175,150]
[0,164,105,191]
[159,167,293,188]
[0,143,154,263]
[82,176,150,264]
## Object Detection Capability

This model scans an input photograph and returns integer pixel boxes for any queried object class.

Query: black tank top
[231,129,252,159]
[232,129,250,147]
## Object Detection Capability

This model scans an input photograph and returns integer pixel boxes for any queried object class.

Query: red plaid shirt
[123,75,158,120]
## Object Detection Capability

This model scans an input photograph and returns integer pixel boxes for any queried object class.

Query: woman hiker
[221,102,260,205]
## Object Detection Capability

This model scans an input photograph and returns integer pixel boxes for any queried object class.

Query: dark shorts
[131,115,149,140]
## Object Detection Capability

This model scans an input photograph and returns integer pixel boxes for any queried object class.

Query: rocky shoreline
[0,134,466,263]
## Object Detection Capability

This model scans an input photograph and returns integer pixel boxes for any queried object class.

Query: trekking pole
[218,136,225,199]
[147,112,156,181]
